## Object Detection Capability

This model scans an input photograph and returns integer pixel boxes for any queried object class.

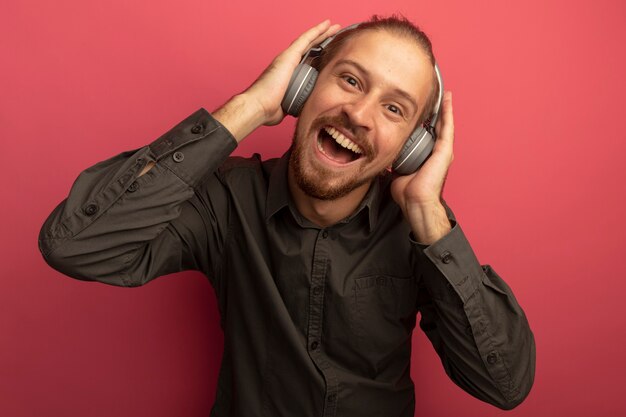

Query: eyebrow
[334,58,420,115]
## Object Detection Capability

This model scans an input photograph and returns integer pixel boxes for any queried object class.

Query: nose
[342,94,376,131]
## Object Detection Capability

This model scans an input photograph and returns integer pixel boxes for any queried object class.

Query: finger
[434,91,454,150]
[307,23,342,50]
[289,20,336,53]
[423,91,453,169]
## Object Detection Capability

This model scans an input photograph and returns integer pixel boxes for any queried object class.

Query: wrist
[212,93,266,143]
[407,202,451,245]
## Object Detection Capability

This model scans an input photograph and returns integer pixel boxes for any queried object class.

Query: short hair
[313,15,439,126]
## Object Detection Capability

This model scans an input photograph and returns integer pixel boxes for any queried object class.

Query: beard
[289,114,381,201]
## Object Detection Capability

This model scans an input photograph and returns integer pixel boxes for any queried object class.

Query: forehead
[325,29,434,105]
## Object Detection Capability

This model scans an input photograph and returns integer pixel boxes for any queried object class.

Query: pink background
[2,0,625,416]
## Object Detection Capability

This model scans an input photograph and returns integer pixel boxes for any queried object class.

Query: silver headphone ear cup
[281,64,319,116]
[392,128,435,175]
[280,24,361,117]
[392,63,444,175]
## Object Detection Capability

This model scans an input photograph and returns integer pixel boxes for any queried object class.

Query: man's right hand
[213,20,340,142]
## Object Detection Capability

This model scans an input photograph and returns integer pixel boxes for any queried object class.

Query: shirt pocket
[351,274,418,378]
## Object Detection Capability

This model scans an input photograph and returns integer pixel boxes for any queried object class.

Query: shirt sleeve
[412,205,536,410]
[39,108,237,288]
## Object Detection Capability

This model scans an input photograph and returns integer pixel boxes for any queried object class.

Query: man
[39,16,535,416]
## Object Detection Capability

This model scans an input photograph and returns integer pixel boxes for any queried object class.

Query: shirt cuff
[411,221,486,302]
[148,108,238,188]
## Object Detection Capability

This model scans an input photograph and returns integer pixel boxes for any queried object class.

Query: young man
[39,16,535,417]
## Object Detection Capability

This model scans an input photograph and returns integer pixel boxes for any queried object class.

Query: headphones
[280,23,444,175]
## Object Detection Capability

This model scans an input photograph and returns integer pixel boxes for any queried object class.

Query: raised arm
[399,93,535,408]
[39,20,340,287]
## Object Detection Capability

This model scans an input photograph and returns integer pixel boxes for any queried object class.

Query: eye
[342,75,360,89]
[386,104,403,116]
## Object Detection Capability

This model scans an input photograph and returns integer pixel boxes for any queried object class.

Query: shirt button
[127,181,140,193]
[313,286,322,296]
[172,151,184,163]
[322,231,328,239]
[83,204,98,216]
[310,341,319,351]
[327,394,336,402]
[486,352,498,364]
[190,125,202,134]
[441,251,452,264]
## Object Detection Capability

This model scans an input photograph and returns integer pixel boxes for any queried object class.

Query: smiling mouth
[317,126,364,164]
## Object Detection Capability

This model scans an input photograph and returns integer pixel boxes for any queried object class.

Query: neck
[287,172,372,228]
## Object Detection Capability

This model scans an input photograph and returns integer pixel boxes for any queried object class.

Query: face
[290,29,435,201]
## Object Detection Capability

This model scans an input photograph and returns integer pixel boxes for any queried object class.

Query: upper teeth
[325,126,363,154]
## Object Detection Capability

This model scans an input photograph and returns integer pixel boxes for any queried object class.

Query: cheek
[298,95,323,128]
[378,127,410,158]
[303,78,345,113]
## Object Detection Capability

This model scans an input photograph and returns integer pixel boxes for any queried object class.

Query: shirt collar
[265,151,384,231]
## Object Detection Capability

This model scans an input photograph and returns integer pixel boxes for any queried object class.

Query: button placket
[306,229,338,417]
[308,232,327,352]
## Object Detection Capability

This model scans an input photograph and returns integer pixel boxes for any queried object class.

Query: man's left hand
[390,91,454,245]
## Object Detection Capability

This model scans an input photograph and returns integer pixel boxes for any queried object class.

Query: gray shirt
[39,108,535,416]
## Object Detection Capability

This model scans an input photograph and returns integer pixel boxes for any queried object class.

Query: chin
[290,114,385,200]
[289,147,375,201]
